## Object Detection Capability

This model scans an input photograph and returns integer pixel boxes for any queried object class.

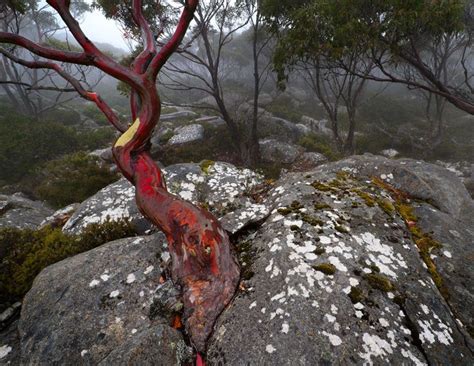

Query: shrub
[76,127,116,151]
[34,152,119,208]
[298,133,341,161]
[0,219,136,307]
[43,107,82,126]
[81,103,110,126]
[0,114,81,183]
[0,110,115,186]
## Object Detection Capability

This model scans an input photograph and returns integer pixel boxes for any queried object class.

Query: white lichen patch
[353,232,407,278]
[0,345,12,359]
[322,331,342,346]
[265,344,276,354]
[442,251,452,258]
[89,279,100,288]
[359,333,393,365]
[281,322,289,334]
[109,290,120,298]
[126,273,136,284]
[418,319,453,345]
[379,318,390,327]
[401,349,426,366]
[144,266,154,275]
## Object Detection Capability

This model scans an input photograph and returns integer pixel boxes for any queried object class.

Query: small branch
[0,32,91,65]
[148,0,198,78]
[0,47,125,132]
[0,80,76,92]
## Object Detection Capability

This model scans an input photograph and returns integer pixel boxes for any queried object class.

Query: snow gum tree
[0,0,240,353]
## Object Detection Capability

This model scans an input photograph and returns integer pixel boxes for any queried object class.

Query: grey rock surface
[40,203,80,228]
[207,155,474,365]
[0,193,53,230]
[18,233,193,365]
[89,148,114,163]
[380,149,400,159]
[259,138,304,164]
[195,116,226,127]
[168,124,205,145]
[0,320,19,365]
[63,162,264,235]
[300,116,333,137]
[300,152,328,166]
[6,156,474,365]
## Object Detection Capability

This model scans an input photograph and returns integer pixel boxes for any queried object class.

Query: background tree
[161,0,254,164]
[0,0,99,118]
[262,0,474,116]
[0,0,239,354]
[292,54,372,155]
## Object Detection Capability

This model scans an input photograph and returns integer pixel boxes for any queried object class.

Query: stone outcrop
[0,193,53,230]
[63,162,264,235]
[3,155,473,365]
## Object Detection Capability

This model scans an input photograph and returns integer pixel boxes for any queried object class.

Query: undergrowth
[0,219,136,308]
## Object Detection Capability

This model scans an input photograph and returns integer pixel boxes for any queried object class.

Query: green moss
[313,263,337,275]
[314,203,331,210]
[369,264,381,273]
[396,203,418,223]
[277,201,304,215]
[414,235,448,299]
[353,189,376,207]
[159,130,174,144]
[348,286,365,303]
[335,224,349,233]
[376,179,449,300]
[302,214,324,226]
[34,152,119,208]
[393,294,406,306]
[314,246,326,255]
[364,273,394,292]
[377,198,395,216]
[235,240,259,281]
[0,219,136,306]
[336,171,350,181]
[311,181,336,192]
[199,159,215,174]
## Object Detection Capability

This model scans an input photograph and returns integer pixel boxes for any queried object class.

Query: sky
[79,8,129,50]
[39,0,130,51]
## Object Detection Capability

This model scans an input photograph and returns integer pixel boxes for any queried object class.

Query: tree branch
[148,0,198,78]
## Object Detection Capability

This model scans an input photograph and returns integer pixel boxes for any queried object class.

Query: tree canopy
[263,0,466,65]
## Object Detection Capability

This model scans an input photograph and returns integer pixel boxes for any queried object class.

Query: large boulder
[300,116,333,137]
[259,138,305,164]
[18,233,194,365]
[207,155,474,365]
[63,162,264,235]
[0,193,53,230]
[168,124,205,145]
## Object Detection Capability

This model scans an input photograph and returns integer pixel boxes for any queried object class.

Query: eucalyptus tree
[262,0,474,116]
[0,0,97,117]
[0,0,239,355]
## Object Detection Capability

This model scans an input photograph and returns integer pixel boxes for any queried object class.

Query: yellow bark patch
[114,118,140,147]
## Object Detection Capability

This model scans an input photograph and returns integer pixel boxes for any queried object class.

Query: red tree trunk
[0,0,240,354]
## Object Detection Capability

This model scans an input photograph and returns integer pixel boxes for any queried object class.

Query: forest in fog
[0,0,473,203]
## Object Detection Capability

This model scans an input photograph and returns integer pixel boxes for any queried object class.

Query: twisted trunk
[112,83,239,352]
